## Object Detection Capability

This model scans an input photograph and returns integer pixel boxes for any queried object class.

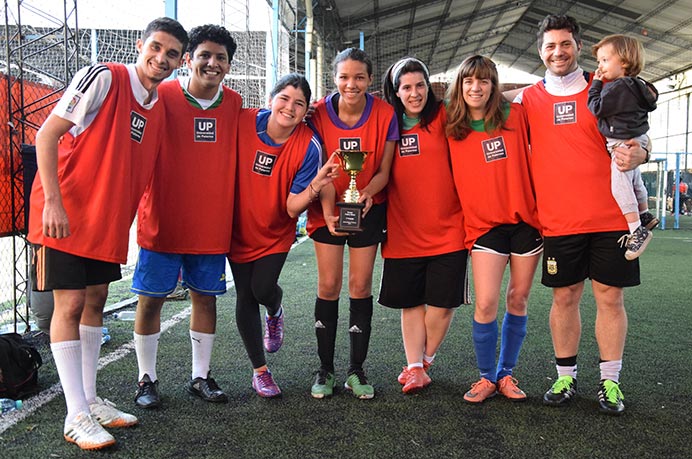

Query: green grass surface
[1,221,691,458]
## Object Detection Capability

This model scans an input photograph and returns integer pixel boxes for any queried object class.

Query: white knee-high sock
[79,324,102,404]
[51,340,89,425]
[190,330,215,379]
[134,332,160,381]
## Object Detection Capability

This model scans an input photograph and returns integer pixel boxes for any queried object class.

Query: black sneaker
[186,372,228,403]
[597,379,625,416]
[639,211,659,231]
[135,374,161,409]
[619,226,652,261]
[543,375,577,406]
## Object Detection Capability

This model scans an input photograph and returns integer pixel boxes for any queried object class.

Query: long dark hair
[382,57,440,134]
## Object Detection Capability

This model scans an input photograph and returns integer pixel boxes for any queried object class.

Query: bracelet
[642,145,650,163]
[309,183,320,200]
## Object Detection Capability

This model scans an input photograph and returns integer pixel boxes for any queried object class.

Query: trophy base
[336,201,365,233]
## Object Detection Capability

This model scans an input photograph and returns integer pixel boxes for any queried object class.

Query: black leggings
[230,252,288,369]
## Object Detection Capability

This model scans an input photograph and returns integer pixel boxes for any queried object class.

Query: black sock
[556,355,578,367]
[348,296,373,374]
[315,297,338,373]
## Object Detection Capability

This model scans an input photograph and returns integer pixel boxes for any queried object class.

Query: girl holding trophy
[446,55,542,404]
[229,74,338,398]
[379,57,469,394]
[306,48,398,399]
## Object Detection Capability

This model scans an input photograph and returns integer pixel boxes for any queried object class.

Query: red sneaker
[397,366,409,385]
[398,360,432,385]
[402,367,431,394]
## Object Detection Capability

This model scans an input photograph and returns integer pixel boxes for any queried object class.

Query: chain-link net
[0,0,301,331]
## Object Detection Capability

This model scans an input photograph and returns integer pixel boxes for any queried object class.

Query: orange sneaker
[402,367,432,394]
[463,377,496,403]
[497,375,527,402]
[398,360,432,385]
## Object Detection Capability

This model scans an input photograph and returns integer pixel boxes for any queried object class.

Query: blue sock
[472,319,498,383]
[496,312,527,380]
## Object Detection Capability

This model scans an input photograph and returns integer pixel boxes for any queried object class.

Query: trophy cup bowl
[335,150,368,233]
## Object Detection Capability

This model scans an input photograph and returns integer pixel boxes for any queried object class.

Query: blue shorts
[131,248,227,297]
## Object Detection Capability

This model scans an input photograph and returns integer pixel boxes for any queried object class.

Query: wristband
[642,145,650,163]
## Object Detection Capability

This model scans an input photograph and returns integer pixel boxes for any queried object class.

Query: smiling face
[538,28,581,76]
[462,75,492,119]
[186,41,231,99]
[334,58,373,107]
[596,43,627,80]
[135,31,184,90]
[269,85,308,130]
[395,71,428,118]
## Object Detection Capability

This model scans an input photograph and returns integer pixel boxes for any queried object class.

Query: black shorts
[31,245,122,291]
[473,222,543,256]
[378,249,470,309]
[541,232,640,288]
[310,203,387,248]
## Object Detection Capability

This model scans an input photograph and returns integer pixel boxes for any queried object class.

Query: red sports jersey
[28,63,162,264]
[229,108,315,263]
[137,81,242,254]
[449,103,540,249]
[522,75,626,236]
[382,105,466,258]
[306,94,396,234]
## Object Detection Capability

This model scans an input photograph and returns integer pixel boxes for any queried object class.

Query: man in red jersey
[28,17,187,450]
[516,14,648,416]
[130,24,242,409]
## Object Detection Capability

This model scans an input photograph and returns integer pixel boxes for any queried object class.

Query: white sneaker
[89,396,138,428]
[64,412,116,450]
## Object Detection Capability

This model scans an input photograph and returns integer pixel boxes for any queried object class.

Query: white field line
[0,237,311,434]
[0,305,194,434]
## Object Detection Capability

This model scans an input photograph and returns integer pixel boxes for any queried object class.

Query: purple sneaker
[252,370,281,398]
[264,308,284,353]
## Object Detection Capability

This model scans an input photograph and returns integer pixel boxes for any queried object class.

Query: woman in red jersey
[379,57,468,394]
[447,55,542,404]
[307,48,398,399]
[229,73,338,399]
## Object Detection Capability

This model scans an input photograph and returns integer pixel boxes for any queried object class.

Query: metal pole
[165,0,178,79]
[270,0,279,89]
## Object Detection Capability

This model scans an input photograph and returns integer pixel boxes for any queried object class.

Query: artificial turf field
[1,217,690,458]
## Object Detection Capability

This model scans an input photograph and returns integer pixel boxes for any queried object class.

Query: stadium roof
[312,0,692,85]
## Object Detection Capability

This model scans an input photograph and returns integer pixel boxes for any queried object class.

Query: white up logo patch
[399,134,420,157]
[339,137,361,151]
[130,111,147,143]
[482,136,507,162]
[194,118,217,142]
[253,150,277,176]
[553,101,577,125]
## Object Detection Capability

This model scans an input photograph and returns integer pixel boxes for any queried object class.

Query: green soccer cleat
[344,371,374,400]
[597,379,625,416]
[543,375,577,406]
[311,369,336,399]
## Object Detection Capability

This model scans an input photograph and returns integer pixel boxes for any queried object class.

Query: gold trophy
[336,150,368,233]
